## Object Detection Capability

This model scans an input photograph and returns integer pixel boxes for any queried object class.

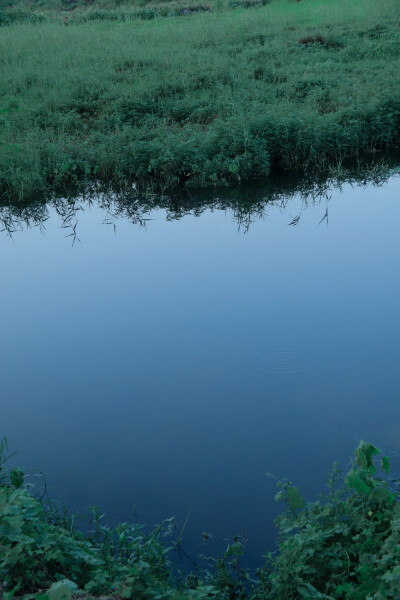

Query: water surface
[2,174,400,568]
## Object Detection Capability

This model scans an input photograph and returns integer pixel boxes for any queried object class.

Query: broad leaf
[354,441,380,474]
[345,468,371,495]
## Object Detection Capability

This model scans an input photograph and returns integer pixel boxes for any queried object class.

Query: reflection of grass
[0,0,399,201]
[1,159,397,237]
[2,438,400,598]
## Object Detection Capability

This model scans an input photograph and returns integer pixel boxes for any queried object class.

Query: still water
[1,174,400,569]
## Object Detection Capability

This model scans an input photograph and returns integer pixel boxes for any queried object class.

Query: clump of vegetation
[0,0,399,202]
[257,441,400,599]
[0,0,267,26]
[298,34,325,45]
[2,437,400,598]
[0,439,216,599]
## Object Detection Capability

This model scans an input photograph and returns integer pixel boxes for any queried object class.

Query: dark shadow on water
[1,154,399,239]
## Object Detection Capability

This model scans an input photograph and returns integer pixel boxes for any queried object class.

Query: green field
[0,0,399,201]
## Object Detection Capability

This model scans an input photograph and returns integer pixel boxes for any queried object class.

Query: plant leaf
[381,455,390,474]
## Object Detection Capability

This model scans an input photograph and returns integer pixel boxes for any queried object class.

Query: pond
[2,171,400,570]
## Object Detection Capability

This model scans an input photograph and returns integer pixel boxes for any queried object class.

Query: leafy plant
[2,439,400,598]
[258,441,400,599]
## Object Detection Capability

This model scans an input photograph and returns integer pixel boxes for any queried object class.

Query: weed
[0,0,399,201]
[2,438,400,598]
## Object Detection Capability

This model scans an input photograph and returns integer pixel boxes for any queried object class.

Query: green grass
[0,0,399,202]
[0,0,265,26]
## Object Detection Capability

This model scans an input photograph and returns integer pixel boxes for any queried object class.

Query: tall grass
[0,0,399,201]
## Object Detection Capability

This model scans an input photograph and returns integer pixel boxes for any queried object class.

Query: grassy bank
[2,439,400,599]
[0,0,267,26]
[0,0,399,202]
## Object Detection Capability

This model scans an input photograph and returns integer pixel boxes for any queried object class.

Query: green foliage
[0,438,190,597]
[48,579,77,600]
[257,442,400,599]
[381,456,391,475]
[354,440,380,473]
[0,0,399,201]
[9,468,24,489]
[2,438,400,598]
[0,0,270,27]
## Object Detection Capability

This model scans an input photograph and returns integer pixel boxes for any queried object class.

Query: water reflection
[1,159,397,239]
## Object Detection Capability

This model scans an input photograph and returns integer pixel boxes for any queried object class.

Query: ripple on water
[257,350,312,375]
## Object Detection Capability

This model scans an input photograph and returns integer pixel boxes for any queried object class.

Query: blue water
[1,174,400,568]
